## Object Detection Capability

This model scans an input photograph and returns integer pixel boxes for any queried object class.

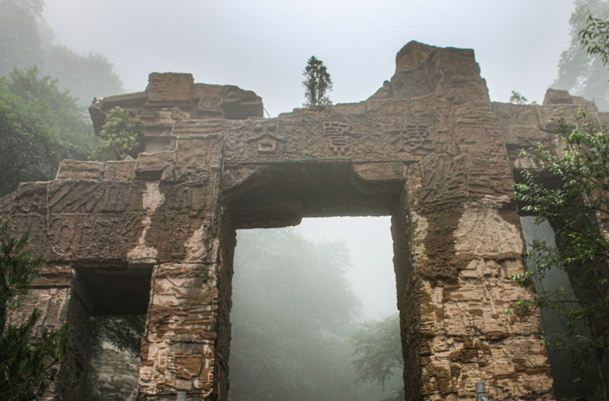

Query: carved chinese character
[328,135,349,155]
[323,122,350,136]
[323,122,355,155]
[390,124,432,155]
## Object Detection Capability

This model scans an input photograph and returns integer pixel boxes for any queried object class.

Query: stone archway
[4,41,601,400]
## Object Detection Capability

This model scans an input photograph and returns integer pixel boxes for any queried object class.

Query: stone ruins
[1,41,606,400]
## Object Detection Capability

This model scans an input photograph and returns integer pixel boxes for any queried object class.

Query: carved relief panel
[245,123,286,155]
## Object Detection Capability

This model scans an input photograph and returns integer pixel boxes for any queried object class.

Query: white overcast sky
[43,0,576,319]
[44,0,574,118]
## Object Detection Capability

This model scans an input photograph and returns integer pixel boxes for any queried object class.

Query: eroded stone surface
[453,196,521,255]
[127,181,165,259]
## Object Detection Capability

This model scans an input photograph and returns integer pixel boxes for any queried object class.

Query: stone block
[103,160,137,181]
[45,180,144,214]
[136,151,175,179]
[46,212,147,259]
[146,72,193,103]
[6,287,69,329]
[395,41,438,71]
[56,160,104,180]
[174,137,221,181]
[175,353,203,380]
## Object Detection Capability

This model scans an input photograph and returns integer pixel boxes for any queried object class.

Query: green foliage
[509,90,529,105]
[0,221,43,321]
[94,107,139,161]
[509,90,537,105]
[302,56,333,107]
[350,313,403,391]
[580,13,609,65]
[230,228,397,401]
[0,311,70,400]
[0,67,98,196]
[514,112,609,377]
[6,67,94,150]
[0,220,70,400]
[0,83,56,195]
[553,0,609,110]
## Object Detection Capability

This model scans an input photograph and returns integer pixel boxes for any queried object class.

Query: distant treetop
[553,0,609,111]
[302,56,333,107]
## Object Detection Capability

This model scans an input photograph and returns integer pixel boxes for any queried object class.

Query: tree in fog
[350,313,405,401]
[37,25,124,106]
[302,56,333,107]
[0,0,45,77]
[350,313,403,389]
[0,0,124,106]
[553,0,609,110]
[230,228,403,401]
[0,0,125,193]
[230,228,366,401]
[0,67,98,196]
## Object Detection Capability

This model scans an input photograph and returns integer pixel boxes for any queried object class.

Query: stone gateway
[1,41,604,400]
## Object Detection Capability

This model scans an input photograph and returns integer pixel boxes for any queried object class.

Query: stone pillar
[399,108,555,399]
[411,197,552,400]
[138,224,235,401]
[134,134,235,401]
[138,260,223,399]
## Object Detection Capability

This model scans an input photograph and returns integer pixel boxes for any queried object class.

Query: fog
[43,0,573,117]
[298,217,395,319]
[231,224,402,400]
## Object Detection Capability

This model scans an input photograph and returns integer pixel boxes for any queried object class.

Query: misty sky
[42,0,577,320]
[298,217,395,319]
[44,0,574,117]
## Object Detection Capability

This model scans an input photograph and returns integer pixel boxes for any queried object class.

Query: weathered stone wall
[4,40,601,400]
[1,132,232,399]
